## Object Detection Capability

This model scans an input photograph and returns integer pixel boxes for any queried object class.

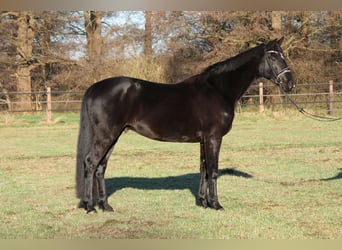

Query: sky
[66,11,147,60]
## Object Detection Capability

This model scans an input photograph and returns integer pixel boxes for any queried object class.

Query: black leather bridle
[264,50,342,121]
[265,50,292,86]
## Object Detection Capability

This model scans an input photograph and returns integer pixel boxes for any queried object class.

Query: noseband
[265,50,292,85]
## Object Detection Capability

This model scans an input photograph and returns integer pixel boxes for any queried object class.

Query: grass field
[0,112,341,239]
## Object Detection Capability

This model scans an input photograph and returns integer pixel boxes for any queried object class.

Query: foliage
[0,11,341,109]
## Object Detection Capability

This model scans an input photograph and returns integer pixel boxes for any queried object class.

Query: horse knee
[207,168,218,181]
[84,155,96,177]
[211,171,218,180]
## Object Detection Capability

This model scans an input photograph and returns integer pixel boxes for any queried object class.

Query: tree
[0,10,341,112]
[84,11,102,82]
[0,11,18,97]
[144,11,152,60]
[271,11,283,31]
[15,11,35,111]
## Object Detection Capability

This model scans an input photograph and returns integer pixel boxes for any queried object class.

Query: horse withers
[76,37,295,213]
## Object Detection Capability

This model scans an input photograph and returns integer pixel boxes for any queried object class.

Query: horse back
[83,76,234,142]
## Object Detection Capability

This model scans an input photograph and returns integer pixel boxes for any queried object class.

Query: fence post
[328,80,334,115]
[259,82,264,112]
[46,87,52,122]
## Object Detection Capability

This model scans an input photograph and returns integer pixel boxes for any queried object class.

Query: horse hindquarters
[76,95,117,213]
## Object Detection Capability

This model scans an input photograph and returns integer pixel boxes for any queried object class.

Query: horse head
[261,37,295,93]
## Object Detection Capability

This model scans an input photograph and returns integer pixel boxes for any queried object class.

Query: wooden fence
[238,81,342,115]
[255,80,337,114]
[1,81,342,122]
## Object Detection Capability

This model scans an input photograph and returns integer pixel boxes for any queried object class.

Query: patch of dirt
[78,216,168,239]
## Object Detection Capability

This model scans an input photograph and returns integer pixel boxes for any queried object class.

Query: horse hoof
[100,204,114,212]
[215,205,224,211]
[212,203,224,210]
[98,200,114,212]
[86,207,97,214]
[198,198,208,208]
[78,200,86,210]
[209,200,224,210]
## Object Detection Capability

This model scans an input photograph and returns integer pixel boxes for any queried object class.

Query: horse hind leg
[83,152,98,213]
[83,137,114,213]
[95,146,115,212]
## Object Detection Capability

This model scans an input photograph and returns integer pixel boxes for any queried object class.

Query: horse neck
[206,48,264,104]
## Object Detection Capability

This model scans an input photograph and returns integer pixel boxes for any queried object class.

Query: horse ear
[277,37,284,45]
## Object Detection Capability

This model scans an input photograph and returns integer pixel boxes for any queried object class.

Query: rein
[281,90,342,122]
[264,49,342,122]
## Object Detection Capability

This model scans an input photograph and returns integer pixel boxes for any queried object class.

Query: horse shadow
[105,168,253,206]
[320,168,342,181]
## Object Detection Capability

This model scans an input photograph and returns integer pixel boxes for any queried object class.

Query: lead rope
[281,90,342,122]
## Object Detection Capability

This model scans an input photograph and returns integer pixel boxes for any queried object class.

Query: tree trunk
[43,12,52,86]
[16,11,35,111]
[271,11,283,31]
[269,11,284,104]
[84,11,102,82]
[144,11,153,60]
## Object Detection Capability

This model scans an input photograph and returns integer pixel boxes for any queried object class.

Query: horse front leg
[198,142,208,208]
[203,136,224,210]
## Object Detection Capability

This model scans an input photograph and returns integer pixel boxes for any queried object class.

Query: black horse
[76,37,295,213]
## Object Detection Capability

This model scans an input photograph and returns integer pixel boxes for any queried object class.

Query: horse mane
[202,43,265,76]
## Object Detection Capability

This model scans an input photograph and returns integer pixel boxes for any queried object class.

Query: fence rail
[1,81,342,121]
[239,81,342,115]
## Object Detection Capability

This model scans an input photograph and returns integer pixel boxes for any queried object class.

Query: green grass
[0,112,341,239]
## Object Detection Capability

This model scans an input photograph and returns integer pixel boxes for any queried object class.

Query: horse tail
[76,96,92,199]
